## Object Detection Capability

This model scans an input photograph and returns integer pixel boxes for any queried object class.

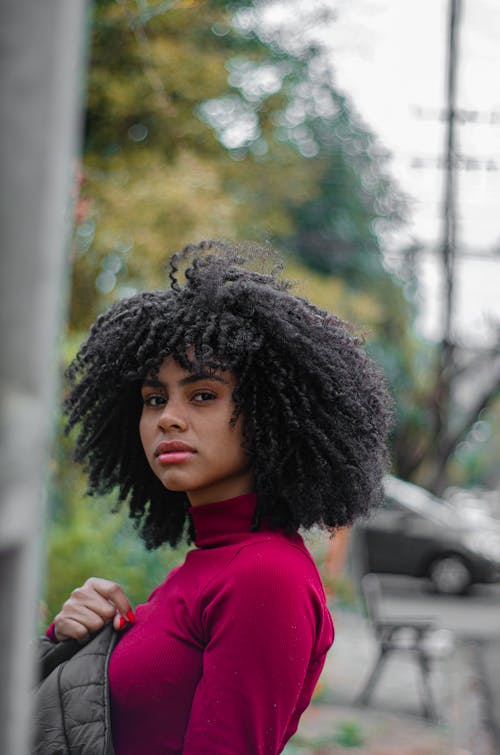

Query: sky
[314,0,500,344]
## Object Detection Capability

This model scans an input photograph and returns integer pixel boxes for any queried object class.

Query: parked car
[353,476,500,595]
[444,486,500,525]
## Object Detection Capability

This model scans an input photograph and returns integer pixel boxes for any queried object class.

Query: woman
[40,241,392,754]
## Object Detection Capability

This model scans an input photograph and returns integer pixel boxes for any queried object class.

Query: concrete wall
[0,1,88,751]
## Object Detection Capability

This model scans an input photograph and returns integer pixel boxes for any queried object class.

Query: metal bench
[357,573,441,720]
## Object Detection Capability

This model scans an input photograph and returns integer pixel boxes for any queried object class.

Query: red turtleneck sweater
[51,494,334,754]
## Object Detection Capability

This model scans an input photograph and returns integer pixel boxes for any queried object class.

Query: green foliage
[70,0,405,330]
[44,492,185,626]
[333,721,365,748]
[287,718,366,750]
[284,101,405,284]
[447,403,500,488]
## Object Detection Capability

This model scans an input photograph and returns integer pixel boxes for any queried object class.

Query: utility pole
[442,0,461,347]
[0,1,87,752]
[430,0,463,492]
[398,1,500,490]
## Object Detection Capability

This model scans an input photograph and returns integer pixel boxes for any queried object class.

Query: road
[377,574,500,640]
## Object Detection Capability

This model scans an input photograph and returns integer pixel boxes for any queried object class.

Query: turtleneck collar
[189,493,258,548]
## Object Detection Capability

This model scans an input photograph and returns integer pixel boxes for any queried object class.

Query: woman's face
[139,356,254,506]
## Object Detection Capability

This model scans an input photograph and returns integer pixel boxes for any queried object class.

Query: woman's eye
[142,394,165,407]
[192,391,215,403]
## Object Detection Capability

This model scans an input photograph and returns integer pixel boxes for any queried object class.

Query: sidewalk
[285,608,496,755]
[475,635,500,750]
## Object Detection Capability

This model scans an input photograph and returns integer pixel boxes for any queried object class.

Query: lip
[154,440,196,465]
[155,441,196,456]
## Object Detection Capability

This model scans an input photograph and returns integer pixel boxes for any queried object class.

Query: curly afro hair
[64,240,393,549]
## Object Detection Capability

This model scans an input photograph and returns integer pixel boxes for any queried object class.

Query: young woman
[41,241,392,754]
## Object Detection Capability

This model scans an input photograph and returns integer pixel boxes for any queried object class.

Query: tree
[69,0,405,330]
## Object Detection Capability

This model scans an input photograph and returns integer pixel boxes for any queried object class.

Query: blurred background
[38,0,500,751]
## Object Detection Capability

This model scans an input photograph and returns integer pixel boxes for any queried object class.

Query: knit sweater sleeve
[182,541,333,755]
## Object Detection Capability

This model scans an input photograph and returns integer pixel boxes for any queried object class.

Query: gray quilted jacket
[33,623,118,754]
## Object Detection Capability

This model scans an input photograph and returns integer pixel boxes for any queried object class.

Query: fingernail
[127,610,136,624]
[118,616,126,630]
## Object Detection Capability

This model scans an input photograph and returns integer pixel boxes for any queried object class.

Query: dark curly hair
[65,240,393,549]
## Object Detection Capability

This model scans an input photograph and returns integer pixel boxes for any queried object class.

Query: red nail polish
[127,610,136,624]
[118,616,126,630]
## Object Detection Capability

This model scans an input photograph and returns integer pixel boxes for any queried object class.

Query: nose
[157,398,187,432]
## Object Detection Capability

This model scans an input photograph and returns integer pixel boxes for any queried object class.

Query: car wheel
[429,555,472,595]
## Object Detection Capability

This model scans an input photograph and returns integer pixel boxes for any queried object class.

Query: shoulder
[220,531,324,595]
[198,532,332,646]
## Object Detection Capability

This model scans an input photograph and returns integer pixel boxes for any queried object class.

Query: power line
[411,105,500,125]
[411,154,498,171]
[386,245,500,261]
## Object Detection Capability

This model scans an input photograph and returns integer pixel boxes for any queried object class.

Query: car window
[383,477,455,526]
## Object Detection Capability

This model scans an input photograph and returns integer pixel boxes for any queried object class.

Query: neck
[188,493,259,548]
[187,472,255,508]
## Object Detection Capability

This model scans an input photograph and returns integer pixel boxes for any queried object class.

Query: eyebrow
[141,371,229,389]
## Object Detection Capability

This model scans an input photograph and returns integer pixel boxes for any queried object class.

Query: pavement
[475,635,500,751]
[283,606,499,755]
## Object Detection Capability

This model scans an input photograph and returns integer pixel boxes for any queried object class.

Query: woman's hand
[53,577,135,642]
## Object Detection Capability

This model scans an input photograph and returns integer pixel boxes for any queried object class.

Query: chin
[156,474,189,493]
[162,481,189,493]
